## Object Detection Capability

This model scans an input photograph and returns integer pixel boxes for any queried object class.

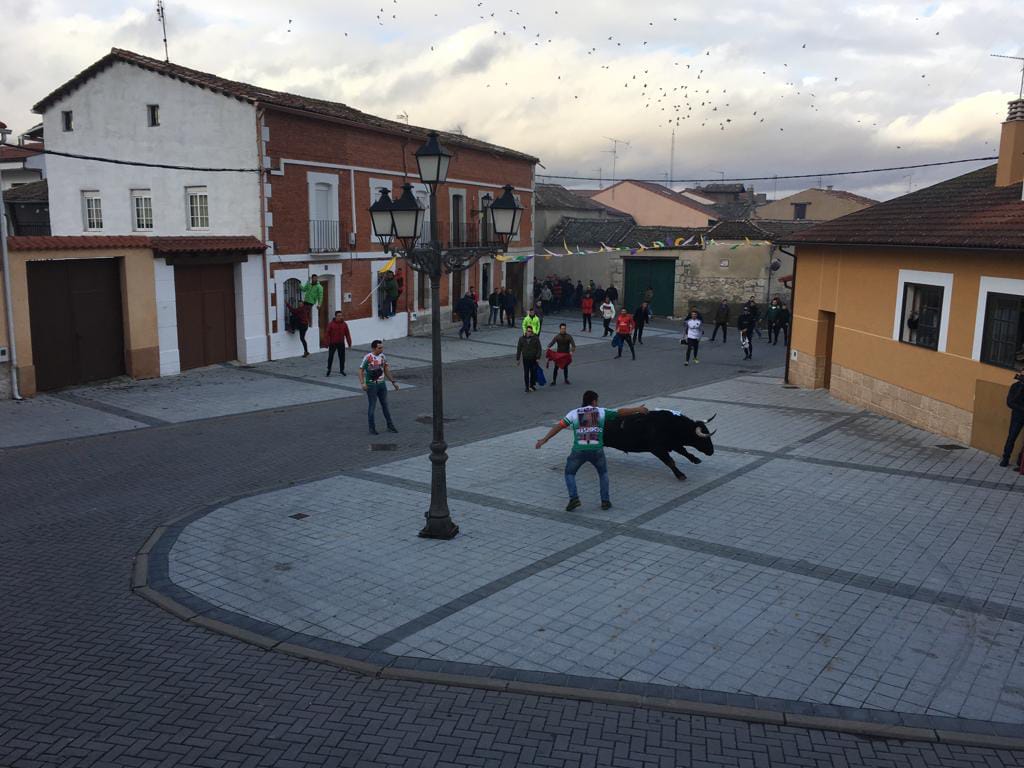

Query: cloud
[1,0,1021,199]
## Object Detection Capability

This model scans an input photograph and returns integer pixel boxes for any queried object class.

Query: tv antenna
[592,167,603,189]
[991,53,1024,99]
[669,127,676,187]
[396,111,409,124]
[156,1,169,62]
[603,136,630,197]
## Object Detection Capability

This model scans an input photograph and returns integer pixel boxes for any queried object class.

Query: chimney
[995,99,1024,187]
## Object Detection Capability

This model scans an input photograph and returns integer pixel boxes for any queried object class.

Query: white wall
[42,61,261,237]
[0,166,44,191]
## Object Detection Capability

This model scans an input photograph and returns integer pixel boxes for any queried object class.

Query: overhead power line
[536,157,998,184]
[37,148,260,173]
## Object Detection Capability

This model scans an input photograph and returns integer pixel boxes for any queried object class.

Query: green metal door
[624,258,675,316]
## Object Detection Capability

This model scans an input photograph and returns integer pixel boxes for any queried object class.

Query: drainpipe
[255,106,273,363]
[778,245,797,385]
[0,124,23,400]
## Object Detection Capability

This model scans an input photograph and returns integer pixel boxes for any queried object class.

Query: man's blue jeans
[565,449,609,502]
[366,385,393,431]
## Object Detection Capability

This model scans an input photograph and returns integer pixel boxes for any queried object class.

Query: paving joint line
[220,362,367,393]
[49,391,170,427]
[131,518,1024,752]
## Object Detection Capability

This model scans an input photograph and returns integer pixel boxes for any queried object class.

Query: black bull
[603,410,716,480]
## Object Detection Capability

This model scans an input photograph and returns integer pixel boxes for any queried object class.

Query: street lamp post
[370,132,522,540]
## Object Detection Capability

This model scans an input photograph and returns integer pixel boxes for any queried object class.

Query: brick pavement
[3,325,1023,767]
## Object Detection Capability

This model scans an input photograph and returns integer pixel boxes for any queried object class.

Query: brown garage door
[27,259,125,392]
[174,263,237,370]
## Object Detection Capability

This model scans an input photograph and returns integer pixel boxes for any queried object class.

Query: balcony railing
[441,221,498,250]
[310,219,341,253]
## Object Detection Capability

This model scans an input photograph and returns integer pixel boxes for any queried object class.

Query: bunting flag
[599,242,611,252]
[636,243,647,252]
[377,256,396,273]
[544,248,561,257]
[652,241,666,248]
[563,239,573,256]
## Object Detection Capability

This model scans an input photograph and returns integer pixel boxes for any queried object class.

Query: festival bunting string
[526,235,771,259]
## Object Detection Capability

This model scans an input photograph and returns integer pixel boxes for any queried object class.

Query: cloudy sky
[2,0,1022,199]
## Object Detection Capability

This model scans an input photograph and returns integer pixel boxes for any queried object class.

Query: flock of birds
[274,1,1010,169]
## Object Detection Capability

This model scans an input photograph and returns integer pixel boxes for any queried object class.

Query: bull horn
[706,413,717,423]
[708,429,717,436]
[695,426,709,438]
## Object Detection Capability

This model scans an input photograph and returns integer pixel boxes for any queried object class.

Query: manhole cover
[289,512,309,520]
[414,415,459,424]
[935,444,967,451]
[370,443,399,451]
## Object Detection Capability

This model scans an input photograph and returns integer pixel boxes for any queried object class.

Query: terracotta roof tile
[7,235,150,251]
[0,145,43,162]
[34,49,538,164]
[542,217,704,248]
[150,235,266,253]
[535,184,608,211]
[6,234,266,253]
[784,165,1024,250]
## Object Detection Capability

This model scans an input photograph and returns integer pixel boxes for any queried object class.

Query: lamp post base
[419,517,460,540]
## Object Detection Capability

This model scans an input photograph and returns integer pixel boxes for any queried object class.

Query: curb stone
[133,505,1024,752]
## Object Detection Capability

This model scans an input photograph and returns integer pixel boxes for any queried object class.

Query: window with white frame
[893,270,953,353]
[186,186,209,229]
[81,191,103,231]
[131,189,153,231]
[980,293,1024,370]
[283,278,303,331]
[899,282,944,350]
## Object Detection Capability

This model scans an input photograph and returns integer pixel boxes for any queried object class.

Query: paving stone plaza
[4,322,1024,767]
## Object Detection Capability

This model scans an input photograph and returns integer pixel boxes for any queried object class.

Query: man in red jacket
[614,307,636,360]
[325,310,353,376]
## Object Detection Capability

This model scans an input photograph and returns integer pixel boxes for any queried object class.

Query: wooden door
[821,310,836,390]
[174,263,237,370]
[625,259,674,315]
[27,259,125,391]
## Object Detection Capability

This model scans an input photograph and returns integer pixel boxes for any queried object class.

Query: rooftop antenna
[991,53,1024,99]
[603,136,630,198]
[593,167,603,189]
[396,111,409,124]
[156,0,169,62]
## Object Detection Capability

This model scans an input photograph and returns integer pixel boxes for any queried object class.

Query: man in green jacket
[298,275,323,357]
[516,326,542,392]
[522,307,541,336]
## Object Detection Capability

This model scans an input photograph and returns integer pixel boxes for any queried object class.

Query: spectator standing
[581,291,594,333]
[682,309,703,366]
[487,289,501,326]
[300,275,323,356]
[551,280,563,313]
[540,284,553,315]
[594,284,606,305]
[738,304,755,360]
[360,340,399,435]
[614,308,637,360]
[381,271,399,318]
[999,367,1024,468]
[546,323,577,385]
[633,301,652,345]
[765,297,783,345]
[711,299,730,342]
[325,310,352,376]
[534,390,649,511]
[504,289,517,327]
[455,291,476,339]
[644,286,654,304]
[522,307,541,336]
[516,326,542,392]
[599,297,616,337]
[287,302,312,357]
[469,286,480,332]
[745,296,762,339]
[575,280,585,308]
[606,284,619,305]
[778,302,791,346]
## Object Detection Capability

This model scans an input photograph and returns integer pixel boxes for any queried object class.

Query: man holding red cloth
[546,323,577,385]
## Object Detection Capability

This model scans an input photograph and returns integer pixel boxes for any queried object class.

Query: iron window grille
[980,292,1024,370]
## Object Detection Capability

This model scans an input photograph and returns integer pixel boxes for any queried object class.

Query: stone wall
[0,362,11,399]
[829,362,973,444]
[788,350,827,389]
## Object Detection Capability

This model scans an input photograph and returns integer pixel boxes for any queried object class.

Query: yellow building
[785,99,1024,457]
[754,187,877,222]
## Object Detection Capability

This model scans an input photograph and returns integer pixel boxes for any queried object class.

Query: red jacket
[615,314,635,334]
[581,297,594,314]
[325,319,352,346]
